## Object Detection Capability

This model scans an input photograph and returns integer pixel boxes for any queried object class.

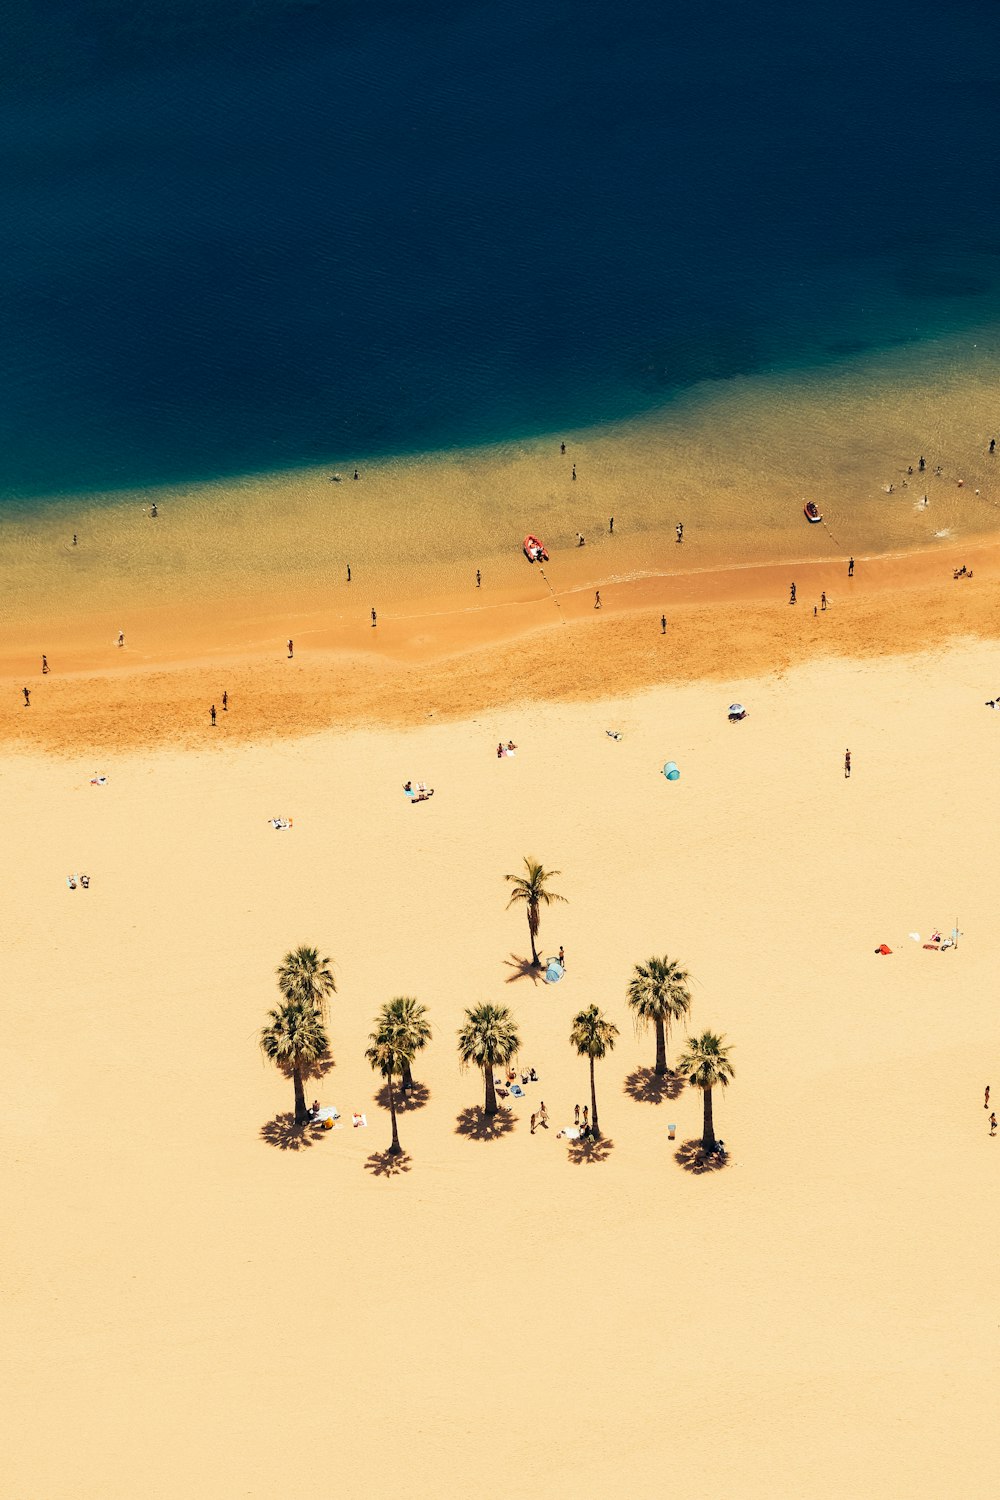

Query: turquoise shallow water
[0,0,998,506]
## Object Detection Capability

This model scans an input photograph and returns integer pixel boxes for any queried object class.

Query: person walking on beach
[990,438,996,455]
[609,516,614,533]
[371,607,377,627]
[560,441,566,454]
[661,613,666,634]
[821,591,828,611]
[210,704,216,727]
[72,533,77,546]
[347,564,351,582]
[476,568,481,588]
[918,455,925,472]
[287,638,293,658]
[848,556,854,577]
[41,655,48,674]
[117,630,125,647]
[991,1112,997,1136]
[574,1103,580,1126]
[594,590,601,609]
[789,582,796,604]
[222,690,228,712]
[531,1112,537,1135]
[572,464,576,480]
[813,605,817,618]
[676,522,683,543]
[844,748,851,778]
[985,1084,990,1110]
[22,687,30,707]
[538,1101,549,1128]
[577,533,586,547]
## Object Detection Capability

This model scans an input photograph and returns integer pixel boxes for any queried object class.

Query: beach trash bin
[667,1123,676,1140]
[663,761,680,780]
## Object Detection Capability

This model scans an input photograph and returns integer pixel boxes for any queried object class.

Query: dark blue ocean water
[0,0,998,502]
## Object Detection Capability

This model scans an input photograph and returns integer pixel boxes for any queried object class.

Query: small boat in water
[523,533,549,562]
[803,501,822,524]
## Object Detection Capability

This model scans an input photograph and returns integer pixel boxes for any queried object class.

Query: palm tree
[457,1003,521,1115]
[626,955,692,1076]
[378,996,431,1091]
[570,1004,618,1140]
[504,857,567,966]
[260,1002,330,1125]
[675,1030,735,1151]
[276,945,337,1018]
[365,1021,411,1156]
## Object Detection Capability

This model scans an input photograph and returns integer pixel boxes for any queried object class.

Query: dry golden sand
[3,637,998,1499]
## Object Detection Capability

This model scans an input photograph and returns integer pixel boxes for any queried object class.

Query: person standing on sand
[539,1101,549,1128]
[813,605,817,617]
[574,1103,580,1126]
[287,639,293,658]
[371,607,377,627]
[210,704,216,727]
[347,564,351,582]
[821,592,827,611]
[560,442,566,454]
[661,614,666,634]
[848,556,854,577]
[789,582,796,604]
[22,687,30,706]
[991,1112,997,1136]
[41,655,48,674]
[595,590,601,609]
[572,464,576,480]
[844,748,851,778]
[990,438,996,455]
[609,516,614,533]
[72,533,77,546]
[476,568,481,588]
[676,522,683,543]
[222,691,228,712]
[531,1113,536,1134]
[985,1084,990,1110]
[558,945,565,969]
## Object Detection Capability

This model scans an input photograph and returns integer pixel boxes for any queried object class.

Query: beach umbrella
[545,961,564,983]
[662,761,680,781]
[729,703,745,715]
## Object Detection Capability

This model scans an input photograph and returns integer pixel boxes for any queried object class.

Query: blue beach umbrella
[662,761,680,781]
[545,960,564,983]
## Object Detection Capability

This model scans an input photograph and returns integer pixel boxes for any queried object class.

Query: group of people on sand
[66,873,91,889]
[953,565,973,580]
[496,740,517,757]
[402,780,434,801]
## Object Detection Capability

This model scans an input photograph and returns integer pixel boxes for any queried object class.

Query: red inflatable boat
[523,534,549,562]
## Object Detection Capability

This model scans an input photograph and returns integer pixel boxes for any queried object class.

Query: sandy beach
[3,638,997,1499]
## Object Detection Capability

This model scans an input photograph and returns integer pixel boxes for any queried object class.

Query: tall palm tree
[626,955,691,1076]
[457,1003,521,1115]
[504,857,567,966]
[378,996,432,1091]
[260,1002,330,1125]
[276,945,337,1018]
[675,1030,735,1151]
[365,1021,411,1156]
[569,1004,618,1140]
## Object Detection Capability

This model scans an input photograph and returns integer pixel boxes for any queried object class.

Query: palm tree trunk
[654,1018,667,1076]
[401,1058,414,1092]
[529,905,540,966]
[292,1065,308,1125]
[702,1086,715,1151]
[387,1075,402,1155]
[484,1066,498,1115]
[589,1055,600,1140]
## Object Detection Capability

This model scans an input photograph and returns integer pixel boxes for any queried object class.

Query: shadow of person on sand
[566,1135,615,1165]
[623,1067,684,1105]
[375,1080,431,1113]
[259,1112,326,1151]
[503,953,543,986]
[364,1150,413,1178]
[674,1138,730,1174]
[454,1105,517,1141]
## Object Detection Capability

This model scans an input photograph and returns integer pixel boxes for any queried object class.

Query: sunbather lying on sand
[606,729,623,741]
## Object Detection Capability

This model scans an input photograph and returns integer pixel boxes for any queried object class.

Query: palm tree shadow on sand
[674,1138,730,1174]
[623,1067,684,1104]
[455,1105,517,1141]
[566,1135,615,1165]
[259,1112,326,1151]
[364,1150,413,1178]
[376,1080,431,1113]
[503,953,543,986]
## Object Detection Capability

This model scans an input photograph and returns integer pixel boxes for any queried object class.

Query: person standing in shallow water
[371,607,377,627]
[222,691,228,712]
[848,556,854,577]
[210,704,216,727]
[347,564,351,582]
[22,687,30,706]
[789,582,796,604]
[609,516,614,533]
[476,569,481,588]
[287,639,293,658]
[661,614,666,634]
[990,438,996,455]
[572,464,576,480]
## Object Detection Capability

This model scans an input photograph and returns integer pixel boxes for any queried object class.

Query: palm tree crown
[276,945,337,1018]
[504,857,567,965]
[626,954,691,1075]
[260,1001,330,1124]
[457,1003,521,1115]
[676,1029,735,1151]
[378,996,432,1090]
